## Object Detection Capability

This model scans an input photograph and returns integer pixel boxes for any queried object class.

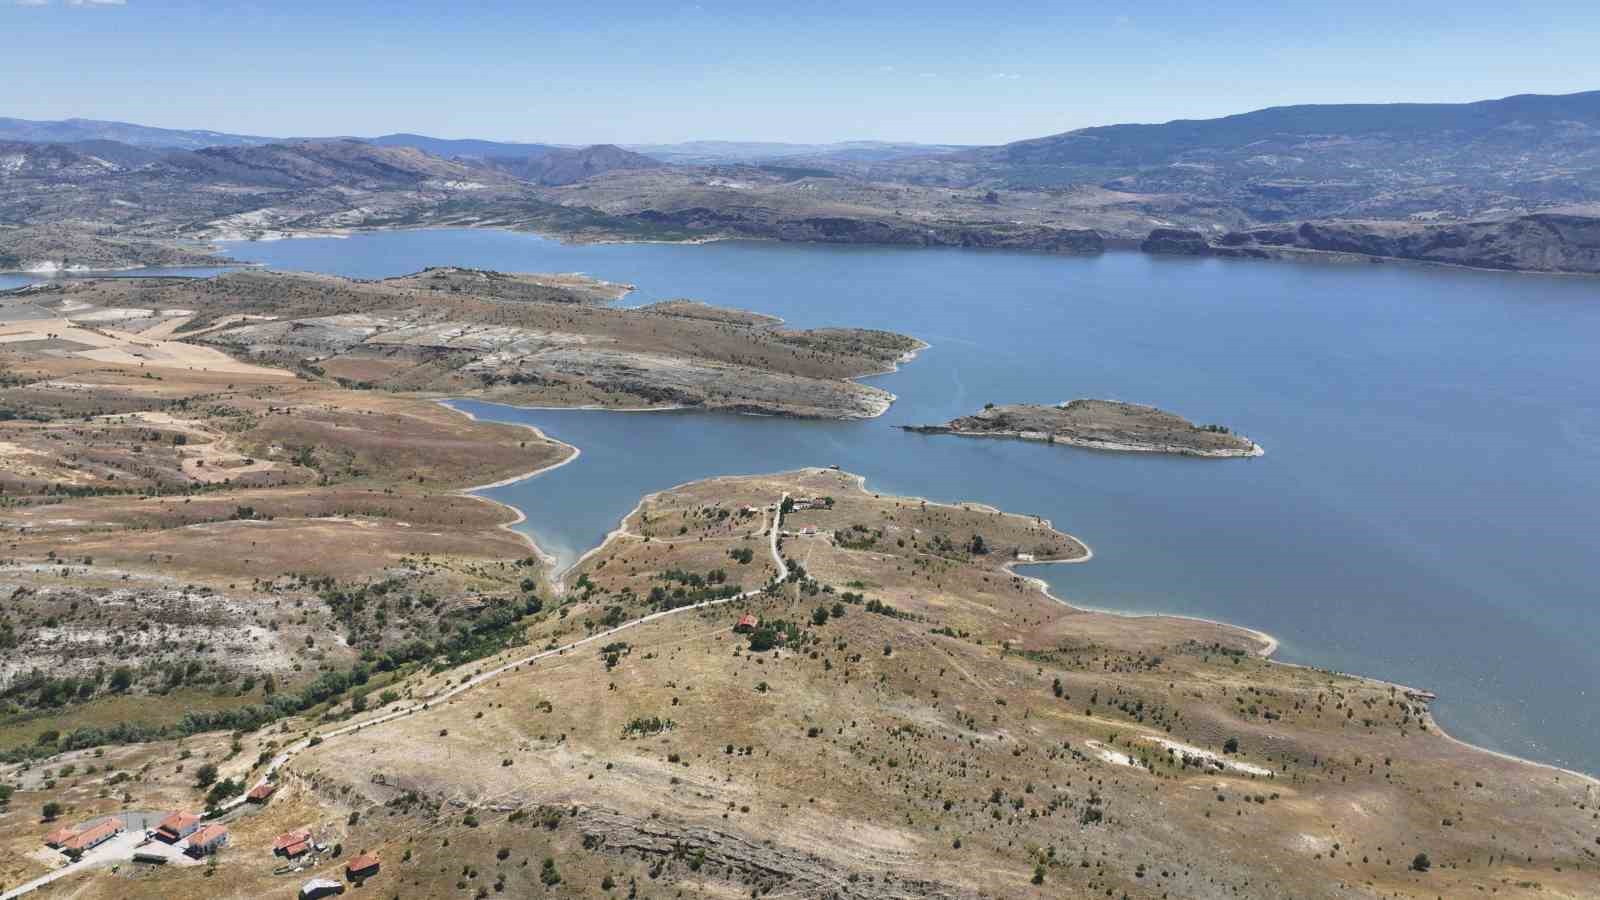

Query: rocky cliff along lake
[196,228,1600,776]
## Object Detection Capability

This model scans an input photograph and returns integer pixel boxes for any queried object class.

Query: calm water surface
[216,229,1600,775]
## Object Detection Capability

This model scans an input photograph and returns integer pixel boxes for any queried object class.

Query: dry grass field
[6,470,1592,899]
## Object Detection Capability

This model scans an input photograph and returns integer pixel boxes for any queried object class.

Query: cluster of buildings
[154,809,228,857]
[33,776,383,894]
[789,496,832,511]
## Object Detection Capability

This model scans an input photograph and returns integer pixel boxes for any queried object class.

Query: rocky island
[903,398,1263,457]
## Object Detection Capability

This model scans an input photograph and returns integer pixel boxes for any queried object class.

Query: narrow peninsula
[903,398,1263,457]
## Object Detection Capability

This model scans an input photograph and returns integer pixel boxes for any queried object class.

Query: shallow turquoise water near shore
[212,229,1600,775]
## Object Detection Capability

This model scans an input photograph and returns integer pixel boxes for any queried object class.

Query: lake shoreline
[216,227,1600,778]
[450,428,1600,784]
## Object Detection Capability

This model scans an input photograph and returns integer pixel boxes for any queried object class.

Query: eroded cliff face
[1141,215,1600,273]
[635,207,1105,253]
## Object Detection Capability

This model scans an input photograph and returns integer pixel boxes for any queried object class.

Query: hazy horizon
[6,0,1600,145]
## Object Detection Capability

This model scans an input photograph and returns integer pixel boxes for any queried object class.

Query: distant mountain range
[0,117,972,166]
[853,90,1600,220]
[3,91,1599,272]
[0,117,278,150]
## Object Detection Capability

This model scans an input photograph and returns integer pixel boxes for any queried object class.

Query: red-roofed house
[186,824,228,857]
[44,826,79,848]
[734,614,757,633]
[275,828,312,857]
[346,852,381,879]
[246,781,276,803]
[61,818,123,857]
[154,811,200,843]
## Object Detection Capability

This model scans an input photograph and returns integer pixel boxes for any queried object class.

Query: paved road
[2,496,787,900]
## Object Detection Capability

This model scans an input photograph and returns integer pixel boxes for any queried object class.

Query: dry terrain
[4,470,1595,899]
[0,261,920,822]
[905,399,1263,458]
[1,265,1596,899]
[7,268,922,418]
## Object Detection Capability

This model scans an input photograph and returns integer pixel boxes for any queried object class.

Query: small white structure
[1015,552,1036,562]
[300,878,346,900]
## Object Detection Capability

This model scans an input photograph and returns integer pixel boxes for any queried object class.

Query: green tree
[109,667,133,693]
[1411,853,1431,872]
[540,857,562,886]
[194,763,218,787]
[42,800,62,821]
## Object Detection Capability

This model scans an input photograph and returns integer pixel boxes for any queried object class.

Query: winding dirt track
[0,497,789,900]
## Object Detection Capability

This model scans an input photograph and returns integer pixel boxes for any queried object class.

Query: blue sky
[5,0,1599,144]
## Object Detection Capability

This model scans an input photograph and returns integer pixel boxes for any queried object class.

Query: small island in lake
[902,399,1263,458]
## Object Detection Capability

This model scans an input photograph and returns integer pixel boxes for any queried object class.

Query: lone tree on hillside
[1411,853,1431,872]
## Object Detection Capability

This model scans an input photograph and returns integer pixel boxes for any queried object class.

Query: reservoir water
[199,229,1598,775]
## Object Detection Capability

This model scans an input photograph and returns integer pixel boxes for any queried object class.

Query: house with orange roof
[61,818,123,857]
[186,823,228,857]
[154,810,200,843]
[346,851,380,879]
[274,828,313,858]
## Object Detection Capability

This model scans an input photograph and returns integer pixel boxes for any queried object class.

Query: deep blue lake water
[192,229,1600,774]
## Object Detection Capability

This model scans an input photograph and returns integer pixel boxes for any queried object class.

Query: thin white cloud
[13,0,53,7]
[919,72,938,79]
[987,73,1023,81]
[68,0,127,6]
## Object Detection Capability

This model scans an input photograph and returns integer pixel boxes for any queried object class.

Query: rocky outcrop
[1214,215,1600,273]
[634,207,1104,253]
[1140,228,1213,255]
[576,806,980,900]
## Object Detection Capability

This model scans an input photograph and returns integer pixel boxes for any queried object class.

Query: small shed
[154,811,200,843]
[186,824,229,857]
[346,852,381,879]
[246,781,276,803]
[44,826,79,849]
[733,613,757,633]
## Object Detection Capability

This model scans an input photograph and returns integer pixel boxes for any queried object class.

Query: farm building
[61,818,123,857]
[154,810,200,843]
[299,877,345,899]
[186,824,229,857]
[734,613,758,633]
[346,852,381,879]
[246,781,276,803]
[274,828,313,858]
[44,826,79,848]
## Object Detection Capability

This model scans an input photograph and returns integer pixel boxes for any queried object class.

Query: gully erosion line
[214,494,790,815]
